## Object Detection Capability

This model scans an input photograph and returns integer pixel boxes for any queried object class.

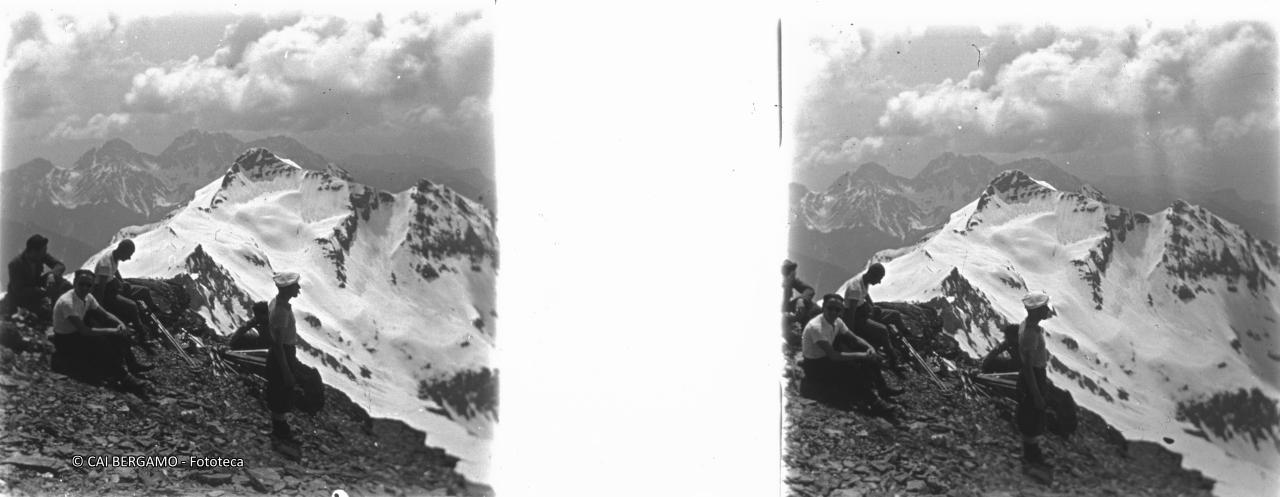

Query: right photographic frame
[782,20,1278,497]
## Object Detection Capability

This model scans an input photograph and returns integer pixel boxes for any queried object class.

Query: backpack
[1045,383,1079,437]
[292,364,326,414]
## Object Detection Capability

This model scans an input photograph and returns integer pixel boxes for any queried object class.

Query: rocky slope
[0,277,489,497]
[784,303,1216,497]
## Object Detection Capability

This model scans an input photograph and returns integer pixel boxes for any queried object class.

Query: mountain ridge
[85,148,498,483]
[836,170,1280,497]
[789,154,1089,294]
[1,131,492,269]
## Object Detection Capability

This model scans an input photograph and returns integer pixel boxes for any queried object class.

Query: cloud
[119,12,492,135]
[875,23,1276,161]
[4,12,143,119]
[46,112,134,140]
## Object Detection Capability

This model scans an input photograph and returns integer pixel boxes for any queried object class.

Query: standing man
[5,234,71,320]
[1017,291,1057,482]
[51,270,152,395]
[799,294,901,416]
[266,272,305,459]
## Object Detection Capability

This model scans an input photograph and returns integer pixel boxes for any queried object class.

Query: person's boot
[132,330,159,356]
[873,371,905,398]
[271,419,302,461]
[123,348,155,374]
[118,374,151,401]
[1022,442,1054,484]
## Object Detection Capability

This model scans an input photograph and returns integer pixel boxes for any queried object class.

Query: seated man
[843,263,910,371]
[789,287,819,326]
[51,270,152,394]
[783,287,819,350]
[93,240,159,348]
[4,234,72,320]
[799,294,901,415]
[981,324,1022,374]
[229,301,273,350]
[782,260,815,345]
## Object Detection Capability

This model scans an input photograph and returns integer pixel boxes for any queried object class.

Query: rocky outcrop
[783,302,1216,497]
[0,277,486,496]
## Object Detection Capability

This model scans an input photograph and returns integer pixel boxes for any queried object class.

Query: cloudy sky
[3,9,492,172]
[787,21,1278,205]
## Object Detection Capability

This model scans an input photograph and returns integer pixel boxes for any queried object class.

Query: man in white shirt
[93,239,159,350]
[799,294,902,415]
[1017,291,1057,482]
[51,270,152,394]
[842,263,911,372]
[266,271,304,460]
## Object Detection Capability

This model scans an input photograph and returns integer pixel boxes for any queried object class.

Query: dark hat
[866,262,885,279]
[25,234,49,252]
[821,293,845,309]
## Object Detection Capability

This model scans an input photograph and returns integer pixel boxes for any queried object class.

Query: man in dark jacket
[4,234,71,320]
[981,324,1022,374]
[782,260,814,310]
[781,260,815,347]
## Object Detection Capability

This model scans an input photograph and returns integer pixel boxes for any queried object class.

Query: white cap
[273,271,300,287]
[1022,291,1050,310]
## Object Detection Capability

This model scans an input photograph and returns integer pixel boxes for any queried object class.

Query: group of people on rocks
[3,234,312,460]
[782,259,1061,481]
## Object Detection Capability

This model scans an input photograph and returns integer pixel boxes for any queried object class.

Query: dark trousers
[101,288,156,341]
[4,279,72,320]
[266,344,304,414]
[1017,367,1050,437]
[982,354,1019,374]
[51,316,137,383]
[853,313,903,366]
[119,284,158,314]
[799,353,890,406]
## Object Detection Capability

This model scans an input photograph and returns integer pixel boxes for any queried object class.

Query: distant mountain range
[789,153,1089,293]
[840,169,1280,497]
[1,130,494,267]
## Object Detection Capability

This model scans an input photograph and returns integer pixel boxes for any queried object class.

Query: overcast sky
[3,9,492,172]
[787,21,1278,204]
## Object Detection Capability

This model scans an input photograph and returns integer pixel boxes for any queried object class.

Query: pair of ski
[140,309,197,367]
[890,326,948,390]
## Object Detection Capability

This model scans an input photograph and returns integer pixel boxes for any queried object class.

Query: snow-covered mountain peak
[229,147,296,173]
[976,169,1058,206]
[846,171,1280,497]
[72,138,150,171]
[87,161,499,483]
